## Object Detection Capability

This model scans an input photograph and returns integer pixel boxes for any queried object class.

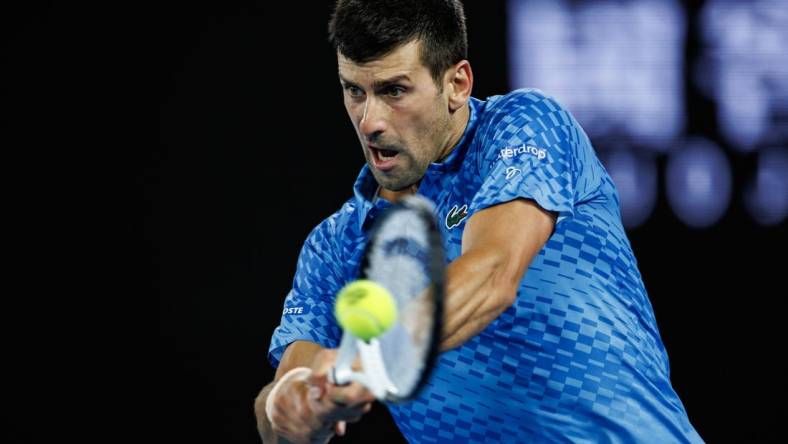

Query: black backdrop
[5,1,784,443]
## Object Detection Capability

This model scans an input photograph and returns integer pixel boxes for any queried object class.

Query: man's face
[338,40,453,191]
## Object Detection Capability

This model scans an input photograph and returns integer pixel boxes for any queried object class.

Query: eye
[385,86,406,98]
[345,85,364,98]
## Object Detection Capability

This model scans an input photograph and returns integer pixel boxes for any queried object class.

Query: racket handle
[328,366,343,385]
[331,332,358,386]
[356,338,398,399]
[329,335,397,400]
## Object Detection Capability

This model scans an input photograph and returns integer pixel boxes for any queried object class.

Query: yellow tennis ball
[334,280,397,341]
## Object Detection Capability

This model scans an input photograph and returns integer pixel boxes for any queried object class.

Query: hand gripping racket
[329,195,445,402]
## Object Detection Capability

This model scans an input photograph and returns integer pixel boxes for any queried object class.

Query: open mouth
[369,146,400,171]
[372,147,398,159]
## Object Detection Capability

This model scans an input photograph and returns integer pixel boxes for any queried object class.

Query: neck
[436,102,470,162]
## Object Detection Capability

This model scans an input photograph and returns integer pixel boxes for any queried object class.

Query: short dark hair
[328,0,468,86]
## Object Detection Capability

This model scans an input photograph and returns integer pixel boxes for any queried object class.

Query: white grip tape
[265,366,312,425]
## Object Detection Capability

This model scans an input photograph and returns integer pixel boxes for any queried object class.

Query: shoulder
[479,88,576,131]
[473,89,590,151]
[471,89,564,157]
[293,197,363,282]
[467,89,591,177]
[486,88,553,108]
[305,197,359,247]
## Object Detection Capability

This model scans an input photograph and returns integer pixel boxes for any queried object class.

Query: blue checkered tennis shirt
[269,89,703,443]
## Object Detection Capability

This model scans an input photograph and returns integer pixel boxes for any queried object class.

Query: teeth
[371,147,396,162]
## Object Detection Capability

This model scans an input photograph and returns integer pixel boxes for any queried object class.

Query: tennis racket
[329,194,444,402]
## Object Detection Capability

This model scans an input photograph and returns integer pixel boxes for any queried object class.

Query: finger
[351,355,363,371]
[306,382,351,423]
[268,374,341,444]
[344,400,373,418]
[306,367,328,387]
[344,414,363,424]
[308,385,373,424]
[335,421,346,437]
[310,348,339,378]
[274,378,327,435]
[307,383,325,402]
[320,400,375,424]
[306,390,334,423]
[326,381,376,407]
[270,408,303,443]
[343,403,372,423]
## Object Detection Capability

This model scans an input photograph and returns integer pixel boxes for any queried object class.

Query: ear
[445,60,473,112]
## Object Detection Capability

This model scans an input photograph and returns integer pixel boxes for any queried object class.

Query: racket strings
[365,209,436,398]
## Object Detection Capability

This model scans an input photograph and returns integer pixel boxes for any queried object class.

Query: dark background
[4,1,784,442]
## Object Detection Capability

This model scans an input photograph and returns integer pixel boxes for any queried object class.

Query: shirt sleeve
[267,214,345,368]
[470,89,585,222]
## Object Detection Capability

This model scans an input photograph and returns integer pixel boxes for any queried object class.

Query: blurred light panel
[744,147,788,226]
[508,0,686,150]
[666,138,732,228]
[697,0,788,152]
[599,150,657,229]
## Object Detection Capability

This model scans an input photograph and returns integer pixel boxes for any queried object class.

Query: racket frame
[330,195,445,402]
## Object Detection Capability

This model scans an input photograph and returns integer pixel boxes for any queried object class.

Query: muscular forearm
[439,200,555,351]
[439,246,522,351]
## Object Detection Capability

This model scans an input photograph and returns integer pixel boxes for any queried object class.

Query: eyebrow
[339,74,412,91]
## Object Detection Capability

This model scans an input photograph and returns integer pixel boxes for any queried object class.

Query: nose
[358,96,387,140]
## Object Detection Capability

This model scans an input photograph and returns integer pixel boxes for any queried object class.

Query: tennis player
[254,1,703,442]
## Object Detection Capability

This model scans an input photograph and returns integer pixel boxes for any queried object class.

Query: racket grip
[330,361,355,386]
[331,333,358,386]
[328,366,344,385]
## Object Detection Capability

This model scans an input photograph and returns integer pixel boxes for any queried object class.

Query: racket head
[357,194,445,402]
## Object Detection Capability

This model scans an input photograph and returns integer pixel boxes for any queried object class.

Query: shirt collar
[352,97,482,227]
